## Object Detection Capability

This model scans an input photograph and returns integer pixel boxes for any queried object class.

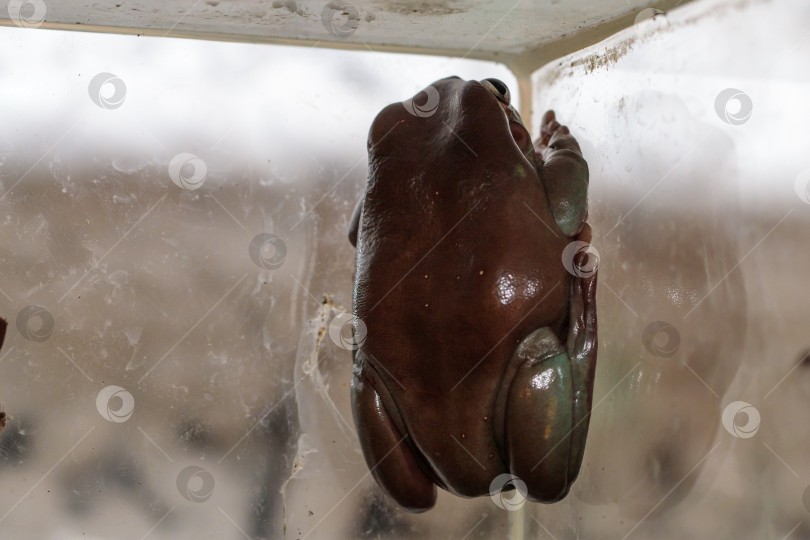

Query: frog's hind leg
[498,273,598,503]
[499,328,577,502]
[351,350,437,512]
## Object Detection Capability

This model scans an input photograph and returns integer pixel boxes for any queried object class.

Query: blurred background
[0,0,809,538]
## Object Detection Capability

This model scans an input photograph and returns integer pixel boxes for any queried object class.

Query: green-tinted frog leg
[351,350,437,512]
[499,270,598,502]
[535,110,589,238]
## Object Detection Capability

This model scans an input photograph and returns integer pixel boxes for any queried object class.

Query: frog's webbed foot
[496,267,598,502]
[534,110,589,238]
[351,350,437,512]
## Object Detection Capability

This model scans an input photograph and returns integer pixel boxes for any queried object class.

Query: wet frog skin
[348,76,597,512]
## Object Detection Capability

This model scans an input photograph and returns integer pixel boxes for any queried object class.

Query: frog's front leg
[499,267,597,502]
[351,350,437,512]
[535,110,589,238]
[348,197,363,248]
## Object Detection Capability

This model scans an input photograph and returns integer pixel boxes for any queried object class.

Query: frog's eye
[481,78,511,105]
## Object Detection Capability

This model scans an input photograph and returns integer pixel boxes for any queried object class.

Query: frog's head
[365,76,589,240]
[476,77,535,159]
[367,76,540,192]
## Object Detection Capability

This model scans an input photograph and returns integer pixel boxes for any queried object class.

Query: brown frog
[348,76,597,512]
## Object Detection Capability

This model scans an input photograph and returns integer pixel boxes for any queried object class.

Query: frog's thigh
[502,327,574,502]
[351,354,437,512]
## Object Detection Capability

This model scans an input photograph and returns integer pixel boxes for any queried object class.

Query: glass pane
[526,0,810,538]
[0,24,518,539]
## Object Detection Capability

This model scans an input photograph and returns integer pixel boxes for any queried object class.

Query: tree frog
[348,76,597,512]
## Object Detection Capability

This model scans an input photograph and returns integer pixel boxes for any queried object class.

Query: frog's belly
[355,235,570,496]
[356,204,570,380]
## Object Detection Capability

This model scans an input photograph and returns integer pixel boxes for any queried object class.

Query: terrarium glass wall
[0,22,519,540]
[523,0,810,538]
